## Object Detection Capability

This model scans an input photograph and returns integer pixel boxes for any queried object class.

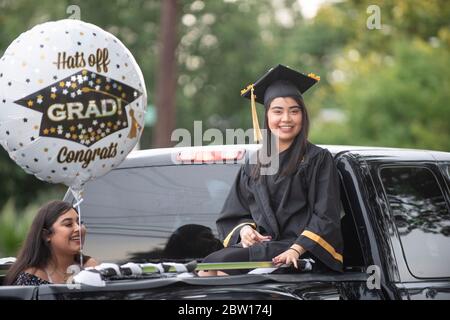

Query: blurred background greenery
[0,0,449,256]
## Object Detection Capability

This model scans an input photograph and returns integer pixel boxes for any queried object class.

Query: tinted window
[380,167,450,278]
[75,164,241,263]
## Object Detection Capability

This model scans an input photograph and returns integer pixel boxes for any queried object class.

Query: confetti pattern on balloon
[0,19,147,190]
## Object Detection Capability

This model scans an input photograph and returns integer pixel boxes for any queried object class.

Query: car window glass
[78,164,240,263]
[380,166,450,278]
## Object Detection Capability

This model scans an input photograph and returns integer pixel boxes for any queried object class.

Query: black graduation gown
[216,142,344,272]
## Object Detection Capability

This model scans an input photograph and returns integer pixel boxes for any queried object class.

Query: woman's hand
[239,225,271,248]
[272,245,305,269]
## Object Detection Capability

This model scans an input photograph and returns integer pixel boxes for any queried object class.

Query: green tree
[1,0,449,213]
[310,0,450,149]
[337,39,450,150]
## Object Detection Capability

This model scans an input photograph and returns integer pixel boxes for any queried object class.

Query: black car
[1,144,449,300]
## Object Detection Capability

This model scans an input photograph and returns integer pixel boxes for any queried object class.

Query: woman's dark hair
[252,96,310,179]
[4,200,79,285]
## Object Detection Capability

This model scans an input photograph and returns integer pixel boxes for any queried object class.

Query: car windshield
[65,164,241,263]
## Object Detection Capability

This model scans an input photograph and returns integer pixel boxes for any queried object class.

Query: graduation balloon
[0,19,147,191]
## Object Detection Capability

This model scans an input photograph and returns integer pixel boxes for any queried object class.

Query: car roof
[117,144,450,169]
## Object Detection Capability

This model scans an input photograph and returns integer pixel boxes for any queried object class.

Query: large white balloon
[0,19,147,191]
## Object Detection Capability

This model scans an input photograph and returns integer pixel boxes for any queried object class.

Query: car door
[370,157,450,299]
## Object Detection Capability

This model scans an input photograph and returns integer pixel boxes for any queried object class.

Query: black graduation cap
[240,64,320,142]
[14,69,142,146]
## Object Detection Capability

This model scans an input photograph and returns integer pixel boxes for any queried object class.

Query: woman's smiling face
[48,208,86,255]
[267,96,302,149]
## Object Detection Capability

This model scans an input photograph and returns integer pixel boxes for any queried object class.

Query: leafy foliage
[0,0,448,213]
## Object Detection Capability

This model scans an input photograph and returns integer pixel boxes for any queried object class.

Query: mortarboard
[240,64,320,142]
[14,69,142,146]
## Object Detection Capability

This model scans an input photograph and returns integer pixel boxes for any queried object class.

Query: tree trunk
[153,0,178,147]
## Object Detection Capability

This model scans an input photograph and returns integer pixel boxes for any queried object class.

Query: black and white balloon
[0,19,147,191]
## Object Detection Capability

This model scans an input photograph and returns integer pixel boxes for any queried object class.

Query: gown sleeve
[216,166,256,247]
[295,150,344,272]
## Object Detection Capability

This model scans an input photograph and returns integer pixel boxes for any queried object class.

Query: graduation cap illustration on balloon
[240,64,320,143]
[14,69,142,146]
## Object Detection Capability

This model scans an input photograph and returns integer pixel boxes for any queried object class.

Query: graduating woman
[199,65,343,276]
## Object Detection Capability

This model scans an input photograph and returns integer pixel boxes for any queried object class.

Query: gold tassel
[127,108,142,139]
[307,73,321,81]
[250,86,263,143]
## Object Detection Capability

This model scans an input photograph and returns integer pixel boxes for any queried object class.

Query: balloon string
[73,198,84,208]
[70,188,84,269]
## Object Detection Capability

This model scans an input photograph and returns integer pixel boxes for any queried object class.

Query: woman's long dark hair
[4,201,80,285]
[252,96,310,180]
